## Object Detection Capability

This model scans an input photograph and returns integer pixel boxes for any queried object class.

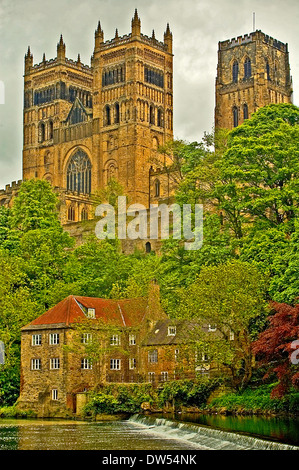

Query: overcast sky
[0,0,298,189]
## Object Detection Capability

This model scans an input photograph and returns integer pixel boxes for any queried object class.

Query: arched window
[155,179,160,197]
[145,242,151,254]
[81,207,88,221]
[67,206,75,221]
[243,103,248,120]
[66,149,92,194]
[115,103,120,124]
[39,122,45,143]
[105,105,111,126]
[233,106,238,127]
[232,61,239,83]
[157,109,163,127]
[149,105,155,125]
[244,58,251,78]
[49,121,54,140]
[266,60,271,80]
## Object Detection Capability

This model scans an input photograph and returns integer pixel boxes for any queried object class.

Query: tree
[220,104,299,234]
[175,261,268,389]
[0,249,39,405]
[9,179,61,232]
[252,302,299,397]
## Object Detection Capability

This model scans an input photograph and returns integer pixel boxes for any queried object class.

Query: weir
[129,415,299,450]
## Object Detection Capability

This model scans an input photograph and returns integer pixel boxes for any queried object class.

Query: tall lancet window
[232,61,239,83]
[66,149,92,194]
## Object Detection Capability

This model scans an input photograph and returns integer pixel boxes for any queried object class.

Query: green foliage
[209,383,299,414]
[83,383,156,416]
[83,380,222,416]
[157,378,222,408]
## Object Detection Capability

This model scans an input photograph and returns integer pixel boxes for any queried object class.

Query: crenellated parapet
[219,30,287,52]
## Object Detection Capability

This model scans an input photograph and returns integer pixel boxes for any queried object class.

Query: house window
[145,241,151,253]
[32,334,42,346]
[31,358,41,370]
[129,358,136,370]
[175,349,179,361]
[148,349,158,363]
[51,389,58,400]
[148,372,155,383]
[82,333,92,344]
[110,335,120,346]
[81,358,92,369]
[87,308,95,318]
[50,358,60,369]
[161,371,168,382]
[49,333,59,345]
[229,331,235,341]
[243,103,248,120]
[208,324,217,332]
[168,326,176,336]
[129,334,136,346]
[110,359,121,370]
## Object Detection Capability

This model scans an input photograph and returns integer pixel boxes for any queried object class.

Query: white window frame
[208,324,217,332]
[32,334,42,346]
[148,372,155,383]
[50,358,60,369]
[148,349,158,363]
[49,333,59,345]
[129,358,136,370]
[82,333,92,344]
[81,358,92,369]
[110,359,121,370]
[31,358,41,370]
[51,389,58,400]
[168,326,176,336]
[87,308,95,318]
[129,334,136,346]
[161,371,168,382]
[110,334,120,346]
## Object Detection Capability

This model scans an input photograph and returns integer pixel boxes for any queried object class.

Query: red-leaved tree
[252,302,299,398]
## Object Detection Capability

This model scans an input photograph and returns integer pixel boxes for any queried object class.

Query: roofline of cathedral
[219,29,288,52]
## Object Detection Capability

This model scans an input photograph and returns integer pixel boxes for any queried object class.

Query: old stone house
[141,319,220,384]
[18,281,167,415]
[17,281,221,416]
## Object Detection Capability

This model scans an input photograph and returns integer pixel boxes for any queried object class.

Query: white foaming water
[129,415,299,451]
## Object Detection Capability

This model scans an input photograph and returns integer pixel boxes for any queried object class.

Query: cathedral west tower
[22,10,173,224]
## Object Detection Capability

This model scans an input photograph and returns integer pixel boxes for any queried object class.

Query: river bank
[1,381,299,420]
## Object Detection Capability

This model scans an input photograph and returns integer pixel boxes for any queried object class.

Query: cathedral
[0,10,293,237]
[21,9,174,226]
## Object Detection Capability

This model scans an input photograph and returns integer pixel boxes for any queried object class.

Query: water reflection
[0,419,203,451]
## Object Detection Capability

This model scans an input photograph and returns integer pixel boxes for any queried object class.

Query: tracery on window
[66,149,92,194]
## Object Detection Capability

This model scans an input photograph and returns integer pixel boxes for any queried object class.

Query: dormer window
[168,326,176,336]
[87,308,95,318]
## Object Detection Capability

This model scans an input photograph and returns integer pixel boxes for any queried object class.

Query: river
[0,414,298,451]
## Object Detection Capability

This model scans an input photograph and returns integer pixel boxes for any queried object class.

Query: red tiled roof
[22,295,148,329]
